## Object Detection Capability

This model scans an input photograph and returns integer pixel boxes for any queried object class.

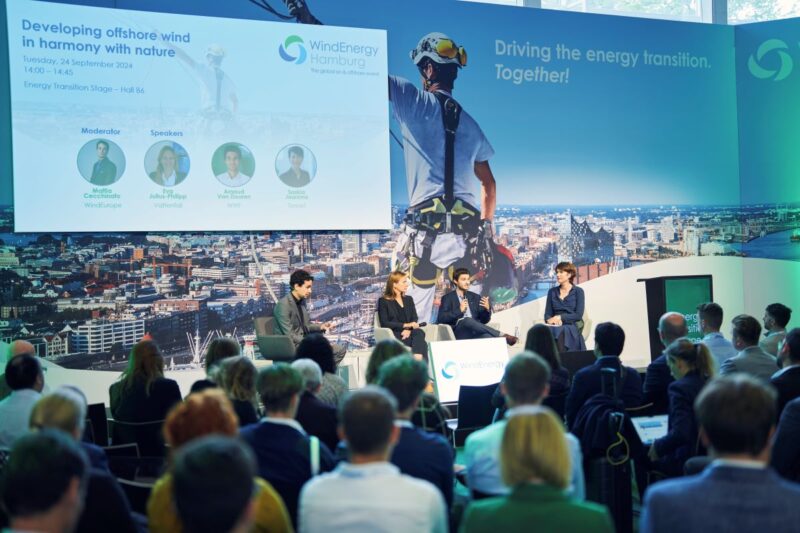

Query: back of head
[766,303,792,329]
[366,339,410,384]
[697,302,724,331]
[501,407,570,489]
[122,340,164,391]
[10,340,36,358]
[291,358,322,392]
[204,338,241,373]
[173,436,256,533]
[376,357,428,413]
[295,333,335,374]
[665,338,715,379]
[594,322,626,357]
[524,324,561,371]
[256,363,304,413]
[784,328,800,364]
[658,312,688,346]
[164,389,238,449]
[0,429,88,521]
[4,353,41,391]
[502,352,551,406]
[217,356,257,403]
[731,314,761,347]
[340,386,397,456]
[695,374,776,457]
[29,388,87,437]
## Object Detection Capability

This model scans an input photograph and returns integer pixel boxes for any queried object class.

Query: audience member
[0,353,44,450]
[294,333,348,407]
[216,356,260,426]
[771,394,800,482]
[643,312,687,413]
[173,436,259,533]
[0,430,88,533]
[461,407,613,533]
[641,374,800,533]
[240,363,335,527]
[465,352,585,500]
[697,302,736,367]
[377,357,455,509]
[0,340,37,401]
[291,358,340,452]
[366,339,452,441]
[760,303,792,357]
[148,389,291,533]
[109,340,182,422]
[190,337,242,394]
[769,328,800,416]
[29,389,138,533]
[566,322,642,428]
[720,314,778,381]
[648,339,714,477]
[298,387,447,533]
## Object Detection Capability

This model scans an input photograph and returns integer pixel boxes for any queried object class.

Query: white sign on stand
[429,337,510,403]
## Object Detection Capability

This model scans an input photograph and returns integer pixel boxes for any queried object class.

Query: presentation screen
[5,0,390,232]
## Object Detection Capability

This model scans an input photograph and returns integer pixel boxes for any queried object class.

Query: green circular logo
[748,39,793,81]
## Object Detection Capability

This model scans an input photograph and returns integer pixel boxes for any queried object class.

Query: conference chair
[373,313,452,345]
[253,316,295,362]
[116,478,154,515]
[103,442,140,480]
[560,350,597,377]
[87,403,109,446]
[449,383,499,447]
[108,418,166,458]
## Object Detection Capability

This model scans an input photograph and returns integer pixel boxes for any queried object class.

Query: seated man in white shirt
[697,302,737,368]
[298,386,447,533]
[0,354,44,450]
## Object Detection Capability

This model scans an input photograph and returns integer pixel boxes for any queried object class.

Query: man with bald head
[0,340,37,401]
[643,312,688,414]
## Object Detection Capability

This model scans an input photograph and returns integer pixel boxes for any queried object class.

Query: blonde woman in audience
[461,407,613,533]
[217,356,261,426]
[147,389,293,533]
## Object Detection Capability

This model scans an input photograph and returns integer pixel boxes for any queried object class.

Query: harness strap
[433,92,462,211]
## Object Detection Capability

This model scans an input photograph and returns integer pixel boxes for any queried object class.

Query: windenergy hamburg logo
[748,39,793,81]
[441,361,460,380]
[279,35,307,65]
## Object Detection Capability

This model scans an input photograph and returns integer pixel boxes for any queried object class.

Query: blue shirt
[0,389,41,450]
[701,332,737,368]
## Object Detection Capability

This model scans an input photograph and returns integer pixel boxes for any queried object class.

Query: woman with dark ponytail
[648,337,715,476]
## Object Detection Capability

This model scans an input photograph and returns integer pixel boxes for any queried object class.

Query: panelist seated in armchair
[437,268,517,346]
[377,271,428,360]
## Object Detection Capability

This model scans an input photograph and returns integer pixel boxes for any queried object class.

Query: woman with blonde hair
[462,407,613,532]
[147,389,292,533]
[216,355,260,426]
[377,270,427,359]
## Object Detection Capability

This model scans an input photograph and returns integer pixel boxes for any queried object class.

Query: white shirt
[701,332,737,368]
[298,462,447,533]
[159,170,177,187]
[192,63,237,113]
[389,76,494,208]
[215,171,250,187]
[0,389,41,450]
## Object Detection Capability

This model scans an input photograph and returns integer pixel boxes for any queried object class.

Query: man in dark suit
[437,268,517,345]
[770,328,800,417]
[642,374,800,532]
[89,140,118,185]
[291,358,339,452]
[565,322,642,429]
[273,269,345,364]
[643,312,687,414]
[240,363,336,527]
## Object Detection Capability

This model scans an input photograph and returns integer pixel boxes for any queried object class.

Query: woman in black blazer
[377,271,427,359]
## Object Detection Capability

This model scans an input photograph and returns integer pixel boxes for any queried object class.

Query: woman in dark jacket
[377,271,427,359]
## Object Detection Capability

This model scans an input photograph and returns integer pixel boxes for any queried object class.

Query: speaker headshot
[213,143,254,187]
[146,142,190,187]
[78,139,125,186]
[276,144,316,188]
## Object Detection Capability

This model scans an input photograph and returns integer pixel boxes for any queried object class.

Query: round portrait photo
[77,138,126,186]
[145,141,190,187]
[211,142,255,187]
[275,144,317,188]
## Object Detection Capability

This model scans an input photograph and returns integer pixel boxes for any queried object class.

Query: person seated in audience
[770,328,800,416]
[465,352,585,500]
[240,363,335,527]
[0,430,89,533]
[148,389,291,533]
[291,358,339,452]
[720,314,778,381]
[216,356,260,426]
[0,339,37,401]
[29,388,139,533]
[461,407,613,533]
[566,322,642,428]
[697,302,736,367]
[436,267,517,345]
[377,270,428,359]
[0,353,44,450]
[109,340,182,423]
[298,387,447,533]
[190,337,242,394]
[294,333,348,407]
[760,303,792,357]
[643,312,687,414]
[377,357,455,510]
[173,436,260,533]
[366,339,452,441]
[641,374,800,533]
[648,338,714,477]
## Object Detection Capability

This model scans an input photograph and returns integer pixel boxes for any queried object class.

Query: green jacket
[460,483,614,533]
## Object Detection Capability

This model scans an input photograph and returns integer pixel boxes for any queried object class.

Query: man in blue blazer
[437,268,517,345]
[643,312,687,414]
[641,374,800,533]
